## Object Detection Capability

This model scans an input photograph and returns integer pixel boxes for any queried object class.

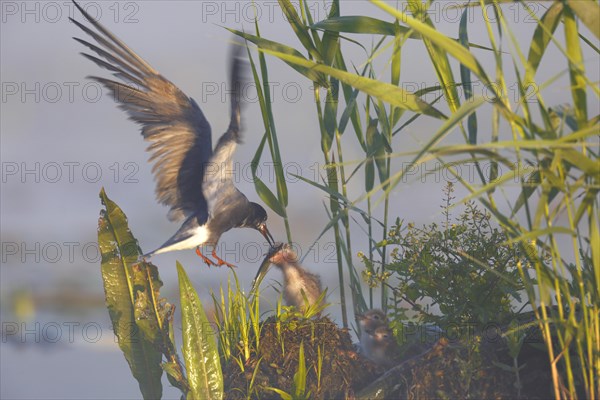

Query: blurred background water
[1,1,597,398]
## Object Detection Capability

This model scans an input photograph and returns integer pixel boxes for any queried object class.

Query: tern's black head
[244,202,274,246]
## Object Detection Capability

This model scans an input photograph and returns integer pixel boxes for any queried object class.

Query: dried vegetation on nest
[223,314,557,399]
[224,315,381,399]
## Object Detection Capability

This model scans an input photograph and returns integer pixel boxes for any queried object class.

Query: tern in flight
[71,2,275,267]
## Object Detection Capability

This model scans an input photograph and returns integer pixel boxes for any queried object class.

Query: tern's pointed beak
[258,223,275,246]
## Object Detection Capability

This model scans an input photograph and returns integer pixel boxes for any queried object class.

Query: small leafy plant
[362,183,526,329]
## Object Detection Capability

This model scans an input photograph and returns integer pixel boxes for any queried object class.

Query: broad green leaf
[228,28,327,87]
[421,124,599,151]
[311,15,418,37]
[320,0,340,66]
[373,99,390,146]
[513,63,534,133]
[267,388,292,400]
[564,5,589,128]
[502,227,577,246]
[364,118,379,192]
[256,47,446,119]
[311,15,494,52]
[323,79,340,151]
[526,2,564,81]
[372,0,490,85]
[244,29,290,235]
[255,178,286,217]
[177,262,223,400]
[365,158,375,192]
[366,114,389,188]
[573,188,599,226]
[338,83,363,139]
[512,169,541,218]
[131,262,188,396]
[336,51,370,149]
[98,188,163,400]
[459,6,477,145]
[277,0,322,61]
[293,342,307,398]
[407,0,460,113]
[591,209,600,293]
[559,148,599,179]
[302,0,323,49]
[567,0,600,40]
[390,20,403,126]
[249,28,290,210]
[254,178,285,218]
[489,106,499,189]
[131,261,170,346]
[251,133,286,217]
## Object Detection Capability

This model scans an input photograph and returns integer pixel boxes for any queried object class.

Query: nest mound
[358,331,555,399]
[224,316,558,399]
[223,315,380,399]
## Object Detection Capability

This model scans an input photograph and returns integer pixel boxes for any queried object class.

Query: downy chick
[363,325,401,369]
[269,244,322,310]
[357,309,388,332]
[357,309,388,353]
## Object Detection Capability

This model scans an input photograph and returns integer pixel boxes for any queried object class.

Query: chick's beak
[259,223,275,246]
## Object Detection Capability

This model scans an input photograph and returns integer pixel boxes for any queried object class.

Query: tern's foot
[196,247,217,267]
[211,250,237,268]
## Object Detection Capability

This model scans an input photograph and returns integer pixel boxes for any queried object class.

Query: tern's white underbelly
[152,225,209,254]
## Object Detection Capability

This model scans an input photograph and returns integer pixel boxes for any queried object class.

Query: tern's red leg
[196,247,217,267]
[211,250,237,268]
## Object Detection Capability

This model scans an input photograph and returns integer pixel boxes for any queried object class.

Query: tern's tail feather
[142,215,209,258]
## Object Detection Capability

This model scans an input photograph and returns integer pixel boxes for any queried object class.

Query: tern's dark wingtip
[72,0,91,20]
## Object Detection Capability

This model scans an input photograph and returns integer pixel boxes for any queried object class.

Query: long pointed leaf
[277,0,321,61]
[564,5,589,128]
[251,133,286,217]
[256,48,446,119]
[228,28,327,87]
[372,0,490,85]
[98,188,163,400]
[526,2,564,81]
[177,262,223,400]
[567,0,600,40]
[459,6,478,144]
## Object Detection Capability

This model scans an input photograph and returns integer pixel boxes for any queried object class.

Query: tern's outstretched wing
[201,45,249,217]
[71,1,212,222]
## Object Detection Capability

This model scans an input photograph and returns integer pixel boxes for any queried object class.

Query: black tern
[71,2,275,267]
